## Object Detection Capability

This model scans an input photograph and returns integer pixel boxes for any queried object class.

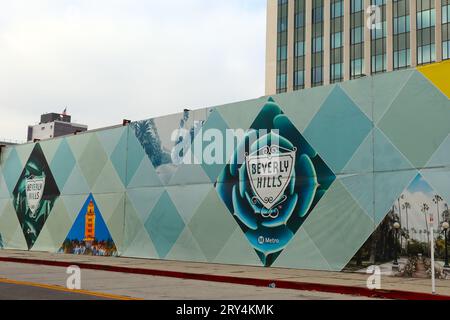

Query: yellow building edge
[417,60,450,99]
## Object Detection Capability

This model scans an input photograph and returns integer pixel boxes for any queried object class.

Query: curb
[1,256,449,300]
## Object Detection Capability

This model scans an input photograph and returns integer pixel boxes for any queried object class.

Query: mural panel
[216,98,335,266]
[12,144,60,249]
[345,174,450,279]
[131,110,210,185]
[59,194,117,257]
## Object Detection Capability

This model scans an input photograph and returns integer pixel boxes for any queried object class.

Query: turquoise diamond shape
[199,109,230,182]
[144,191,185,258]
[304,86,373,173]
[50,139,76,190]
[110,129,128,186]
[378,72,450,168]
[0,170,9,199]
[2,148,22,195]
[78,135,108,188]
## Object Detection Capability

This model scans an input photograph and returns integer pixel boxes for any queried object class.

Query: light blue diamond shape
[50,139,76,190]
[304,86,373,174]
[144,191,185,258]
[199,109,230,182]
[126,126,146,186]
[2,148,23,195]
[110,129,128,186]
[0,171,9,199]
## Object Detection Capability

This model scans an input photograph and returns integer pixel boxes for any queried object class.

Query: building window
[312,66,323,83]
[331,32,343,49]
[351,27,364,44]
[393,0,411,69]
[277,74,287,90]
[277,45,288,60]
[330,0,344,83]
[276,0,289,93]
[444,2,450,23]
[331,0,344,18]
[371,0,387,74]
[295,41,305,56]
[417,0,436,65]
[351,0,363,12]
[294,70,305,88]
[443,0,450,60]
[313,36,323,52]
[311,0,324,87]
[294,0,306,90]
[350,0,365,78]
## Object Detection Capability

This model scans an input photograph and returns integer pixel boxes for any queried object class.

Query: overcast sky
[0,0,266,142]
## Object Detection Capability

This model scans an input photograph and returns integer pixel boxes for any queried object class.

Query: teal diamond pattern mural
[144,191,185,258]
[0,68,448,274]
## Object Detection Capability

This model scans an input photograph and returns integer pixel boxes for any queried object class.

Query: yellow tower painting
[84,200,96,242]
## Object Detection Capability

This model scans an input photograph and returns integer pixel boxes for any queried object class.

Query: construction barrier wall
[0,61,449,272]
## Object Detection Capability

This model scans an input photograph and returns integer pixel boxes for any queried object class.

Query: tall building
[27,111,88,142]
[266,0,450,94]
[84,200,96,242]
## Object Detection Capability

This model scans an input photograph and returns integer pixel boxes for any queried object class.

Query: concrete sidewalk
[0,250,448,300]
[0,261,371,300]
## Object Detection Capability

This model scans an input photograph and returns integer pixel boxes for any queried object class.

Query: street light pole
[398,196,404,249]
[430,214,436,295]
[393,222,401,270]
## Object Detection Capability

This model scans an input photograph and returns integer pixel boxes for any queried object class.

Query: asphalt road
[0,282,112,300]
[0,261,374,300]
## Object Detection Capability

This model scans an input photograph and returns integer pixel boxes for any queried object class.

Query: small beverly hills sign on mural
[246,145,296,213]
[25,175,45,217]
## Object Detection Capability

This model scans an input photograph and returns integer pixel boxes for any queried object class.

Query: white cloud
[0,0,266,141]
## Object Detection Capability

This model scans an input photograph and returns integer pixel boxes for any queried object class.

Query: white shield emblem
[25,175,46,217]
[246,146,296,211]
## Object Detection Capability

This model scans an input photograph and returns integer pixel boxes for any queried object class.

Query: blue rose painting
[215,98,335,266]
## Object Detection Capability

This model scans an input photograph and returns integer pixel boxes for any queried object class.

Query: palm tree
[402,201,411,236]
[421,203,430,245]
[133,120,150,143]
[367,209,399,264]
[411,227,417,242]
[398,195,405,227]
[443,203,450,223]
[132,119,169,167]
[433,195,444,227]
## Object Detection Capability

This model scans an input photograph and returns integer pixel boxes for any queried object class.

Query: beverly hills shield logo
[25,175,46,217]
[246,145,296,212]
